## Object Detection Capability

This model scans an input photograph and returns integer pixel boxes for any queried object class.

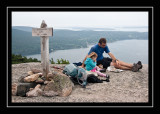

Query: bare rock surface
[24,74,40,82]
[44,72,73,97]
[26,84,43,97]
[12,83,17,96]
[12,62,148,102]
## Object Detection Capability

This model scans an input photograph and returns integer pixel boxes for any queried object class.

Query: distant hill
[12,26,33,32]
[12,28,40,55]
[12,26,148,56]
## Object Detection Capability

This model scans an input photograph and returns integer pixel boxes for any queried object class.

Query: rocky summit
[12,62,148,102]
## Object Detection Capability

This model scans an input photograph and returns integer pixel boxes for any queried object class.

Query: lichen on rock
[44,71,73,97]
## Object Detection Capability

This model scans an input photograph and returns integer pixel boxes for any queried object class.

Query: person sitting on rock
[84,52,110,82]
[81,38,142,72]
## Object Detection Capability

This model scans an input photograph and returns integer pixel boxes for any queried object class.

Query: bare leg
[117,60,133,68]
[110,62,132,70]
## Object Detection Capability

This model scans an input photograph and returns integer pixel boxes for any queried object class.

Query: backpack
[63,64,87,87]
[63,64,109,87]
[63,64,78,77]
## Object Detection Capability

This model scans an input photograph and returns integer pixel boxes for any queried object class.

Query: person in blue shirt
[81,38,142,72]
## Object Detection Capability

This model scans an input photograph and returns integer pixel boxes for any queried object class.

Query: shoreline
[23,39,148,57]
[24,39,148,64]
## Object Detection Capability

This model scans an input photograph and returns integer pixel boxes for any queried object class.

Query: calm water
[26,39,148,64]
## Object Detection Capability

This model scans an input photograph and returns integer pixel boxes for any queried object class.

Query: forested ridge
[12,26,148,56]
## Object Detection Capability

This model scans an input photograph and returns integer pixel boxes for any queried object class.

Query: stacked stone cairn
[12,68,74,97]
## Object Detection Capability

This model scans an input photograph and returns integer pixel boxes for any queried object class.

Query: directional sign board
[32,28,53,36]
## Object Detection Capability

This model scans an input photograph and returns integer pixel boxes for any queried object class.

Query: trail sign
[32,20,53,80]
[32,28,53,36]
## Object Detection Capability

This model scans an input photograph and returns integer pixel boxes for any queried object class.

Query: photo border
[6,6,153,108]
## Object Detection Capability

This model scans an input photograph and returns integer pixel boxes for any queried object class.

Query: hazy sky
[12,12,148,28]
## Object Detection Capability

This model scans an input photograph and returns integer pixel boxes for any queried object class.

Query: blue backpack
[63,64,87,87]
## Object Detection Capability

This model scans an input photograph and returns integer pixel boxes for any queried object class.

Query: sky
[12,12,148,28]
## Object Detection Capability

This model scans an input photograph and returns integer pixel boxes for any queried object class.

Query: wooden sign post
[32,20,53,81]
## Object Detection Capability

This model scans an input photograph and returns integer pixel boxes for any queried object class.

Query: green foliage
[12,54,69,64]
[57,59,61,64]
[50,58,55,64]
[12,54,40,64]
[50,58,70,64]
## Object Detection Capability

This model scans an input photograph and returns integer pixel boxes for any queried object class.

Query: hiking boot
[132,63,142,72]
[132,63,139,72]
[136,63,142,70]
[137,61,143,69]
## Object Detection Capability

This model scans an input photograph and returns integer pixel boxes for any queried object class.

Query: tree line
[12,54,70,64]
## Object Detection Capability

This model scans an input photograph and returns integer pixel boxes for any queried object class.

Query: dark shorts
[97,57,112,68]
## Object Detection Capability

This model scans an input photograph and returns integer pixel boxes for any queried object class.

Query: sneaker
[106,74,110,78]
[137,61,143,69]
[106,75,110,82]
[132,63,139,72]
[106,78,110,82]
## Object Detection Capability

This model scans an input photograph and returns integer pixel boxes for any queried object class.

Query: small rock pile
[12,68,74,97]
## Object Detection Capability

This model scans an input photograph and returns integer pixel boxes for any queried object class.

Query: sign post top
[32,28,53,36]
[32,20,53,37]
[41,20,47,28]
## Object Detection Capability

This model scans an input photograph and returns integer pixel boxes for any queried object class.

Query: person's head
[98,38,107,48]
[88,52,98,61]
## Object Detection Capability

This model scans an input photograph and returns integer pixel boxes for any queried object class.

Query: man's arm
[108,52,120,65]
[108,52,116,61]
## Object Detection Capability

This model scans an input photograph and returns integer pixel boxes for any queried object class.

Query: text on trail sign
[32,28,53,36]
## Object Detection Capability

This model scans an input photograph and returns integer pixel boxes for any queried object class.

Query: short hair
[99,38,107,44]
